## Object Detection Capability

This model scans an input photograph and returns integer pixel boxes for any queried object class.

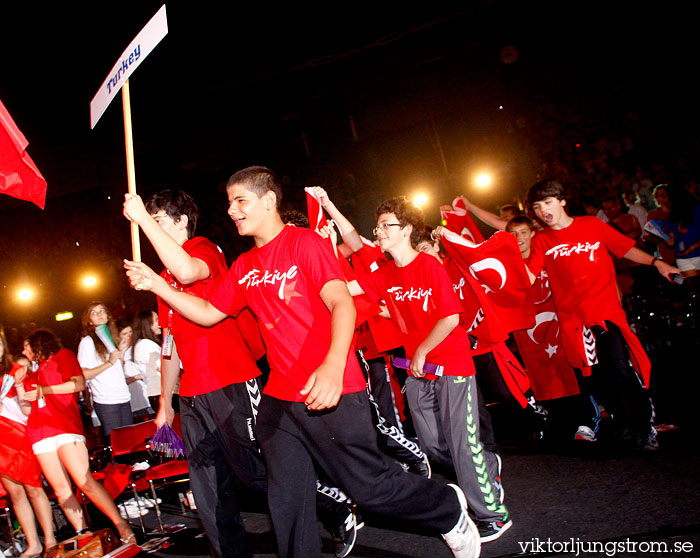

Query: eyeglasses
[373,223,402,235]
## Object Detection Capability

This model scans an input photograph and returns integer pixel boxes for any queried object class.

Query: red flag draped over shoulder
[0,98,47,209]
[440,229,535,337]
[440,197,485,243]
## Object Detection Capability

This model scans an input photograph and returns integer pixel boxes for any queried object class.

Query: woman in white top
[131,310,162,413]
[117,321,153,418]
[77,302,132,438]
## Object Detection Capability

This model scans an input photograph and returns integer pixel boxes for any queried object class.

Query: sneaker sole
[335,512,357,558]
[480,519,512,543]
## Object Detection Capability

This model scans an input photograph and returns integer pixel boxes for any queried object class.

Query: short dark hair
[410,226,435,249]
[526,179,566,206]
[505,215,535,232]
[145,189,199,239]
[376,196,425,230]
[26,329,62,363]
[280,208,309,228]
[623,190,639,204]
[227,166,283,209]
[499,204,523,217]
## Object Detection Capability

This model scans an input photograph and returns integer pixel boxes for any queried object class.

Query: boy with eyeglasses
[124,167,480,558]
[348,197,512,543]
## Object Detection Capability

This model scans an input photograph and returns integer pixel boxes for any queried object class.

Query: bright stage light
[82,275,98,288]
[475,174,492,188]
[413,193,428,208]
[17,288,34,302]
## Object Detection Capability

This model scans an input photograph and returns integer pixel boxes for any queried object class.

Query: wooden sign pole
[121,79,141,262]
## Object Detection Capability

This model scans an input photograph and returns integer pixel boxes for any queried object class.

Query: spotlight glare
[475,174,492,188]
[83,275,97,288]
[413,193,428,208]
[17,288,34,302]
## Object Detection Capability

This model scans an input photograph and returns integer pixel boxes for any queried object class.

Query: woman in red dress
[21,329,134,544]
[0,329,56,558]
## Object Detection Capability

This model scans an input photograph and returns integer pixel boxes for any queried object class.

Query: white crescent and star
[460,227,476,242]
[469,258,507,293]
[527,311,558,343]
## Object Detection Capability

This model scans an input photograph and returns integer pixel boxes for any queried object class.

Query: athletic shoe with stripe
[477,518,513,542]
[442,484,481,558]
[574,425,597,442]
[331,508,358,558]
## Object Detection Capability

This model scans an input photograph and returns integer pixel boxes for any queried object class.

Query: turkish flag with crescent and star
[440,197,485,243]
[511,270,580,401]
[440,229,535,339]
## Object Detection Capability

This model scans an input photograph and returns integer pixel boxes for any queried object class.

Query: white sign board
[89,5,168,129]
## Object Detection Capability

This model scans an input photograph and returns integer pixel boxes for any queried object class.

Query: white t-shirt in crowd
[627,203,648,231]
[133,339,161,398]
[123,347,150,412]
[77,336,131,405]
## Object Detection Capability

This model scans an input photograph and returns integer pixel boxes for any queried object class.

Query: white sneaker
[442,484,481,558]
[574,425,597,442]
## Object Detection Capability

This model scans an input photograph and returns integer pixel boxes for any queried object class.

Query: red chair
[81,421,158,534]
[143,415,189,534]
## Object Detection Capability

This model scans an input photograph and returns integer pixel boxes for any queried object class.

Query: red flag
[0,98,47,209]
[511,271,580,400]
[350,240,403,354]
[440,197,484,243]
[351,237,388,275]
[305,187,329,234]
[440,229,534,335]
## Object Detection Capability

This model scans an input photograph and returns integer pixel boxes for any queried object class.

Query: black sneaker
[476,518,512,543]
[406,453,432,478]
[331,508,358,558]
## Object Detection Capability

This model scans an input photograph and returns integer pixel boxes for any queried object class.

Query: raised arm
[123,194,210,285]
[307,186,364,256]
[124,259,228,327]
[457,195,508,231]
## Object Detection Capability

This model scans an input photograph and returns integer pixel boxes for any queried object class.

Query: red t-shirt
[208,226,366,402]
[359,252,474,377]
[158,236,262,397]
[527,216,635,328]
[26,349,85,444]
